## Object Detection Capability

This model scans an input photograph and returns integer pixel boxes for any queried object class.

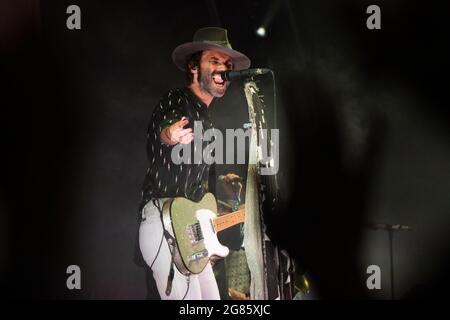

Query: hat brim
[172,42,251,72]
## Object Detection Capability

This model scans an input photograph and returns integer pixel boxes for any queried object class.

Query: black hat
[172,27,251,71]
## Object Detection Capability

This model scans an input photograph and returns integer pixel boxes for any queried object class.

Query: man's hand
[218,173,243,207]
[221,173,243,185]
[160,116,194,145]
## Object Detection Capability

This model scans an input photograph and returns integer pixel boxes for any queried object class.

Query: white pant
[139,199,220,300]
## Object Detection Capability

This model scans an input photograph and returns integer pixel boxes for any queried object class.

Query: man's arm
[150,89,194,146]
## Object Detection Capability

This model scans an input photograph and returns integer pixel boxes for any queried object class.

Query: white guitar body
[196,209,230,259]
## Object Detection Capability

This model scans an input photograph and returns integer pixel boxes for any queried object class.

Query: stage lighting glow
[256,27,266,37]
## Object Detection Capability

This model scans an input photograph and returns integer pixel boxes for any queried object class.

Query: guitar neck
[213,209,245,233]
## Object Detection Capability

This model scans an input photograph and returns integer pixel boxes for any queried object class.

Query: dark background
[1,0,450,299]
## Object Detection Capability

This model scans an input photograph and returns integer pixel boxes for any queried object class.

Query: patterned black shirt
[140,87,214,210]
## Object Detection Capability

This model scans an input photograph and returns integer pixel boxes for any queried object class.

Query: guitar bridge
[186,223,203,244]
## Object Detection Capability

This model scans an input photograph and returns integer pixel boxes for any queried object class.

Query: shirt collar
[184,87,210,111]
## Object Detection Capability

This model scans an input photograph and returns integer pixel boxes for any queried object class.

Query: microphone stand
[367,223,414,299]
[242,75,294,300]
[388,228,394,300]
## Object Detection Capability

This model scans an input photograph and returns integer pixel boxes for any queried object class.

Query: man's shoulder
[152,87,190,120]
[160,87,188,101]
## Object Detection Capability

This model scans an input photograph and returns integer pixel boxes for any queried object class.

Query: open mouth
[212,73,225,88]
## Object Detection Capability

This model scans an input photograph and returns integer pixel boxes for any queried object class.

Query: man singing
[138,27,250,300]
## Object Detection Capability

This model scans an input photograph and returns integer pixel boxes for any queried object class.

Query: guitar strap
[165,232,176,296]
[152,198,178,296]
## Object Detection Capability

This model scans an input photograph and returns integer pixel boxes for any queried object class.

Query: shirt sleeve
[152,89,187,135]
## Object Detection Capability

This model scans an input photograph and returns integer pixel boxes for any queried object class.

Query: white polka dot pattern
[139,87,215,210]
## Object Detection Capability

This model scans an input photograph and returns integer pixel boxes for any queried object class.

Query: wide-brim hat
[172,27,251,71]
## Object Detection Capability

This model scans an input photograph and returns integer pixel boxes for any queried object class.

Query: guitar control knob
[188,249,209,262]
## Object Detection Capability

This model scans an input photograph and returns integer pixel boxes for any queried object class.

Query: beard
[198,66,229,98]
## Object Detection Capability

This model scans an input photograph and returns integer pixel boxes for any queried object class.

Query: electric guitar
[161,192,245,275]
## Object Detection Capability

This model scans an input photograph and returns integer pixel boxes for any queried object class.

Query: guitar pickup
[188,249,209,262]
[187,223,203,244]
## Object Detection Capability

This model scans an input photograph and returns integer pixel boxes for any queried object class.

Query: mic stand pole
[388,229,394,300]
[367,223,414,300]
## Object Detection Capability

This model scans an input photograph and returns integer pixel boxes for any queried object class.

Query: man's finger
[177,128,193,136]
[175,116,189,128]
[179,133,194,144]
[172,128,192,140]
[181,133,194,141]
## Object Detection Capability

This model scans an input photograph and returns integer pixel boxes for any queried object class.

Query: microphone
[220,68,271,81]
